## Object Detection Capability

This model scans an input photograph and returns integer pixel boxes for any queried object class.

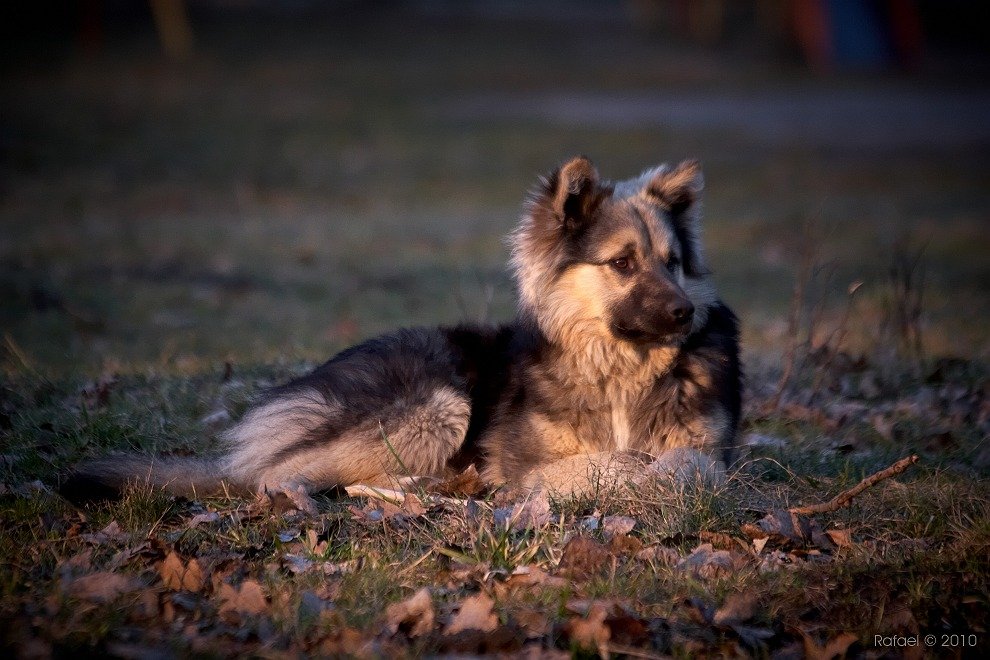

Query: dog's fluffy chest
[610,405,632,450]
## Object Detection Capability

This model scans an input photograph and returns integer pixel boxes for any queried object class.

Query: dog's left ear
[546,156,605,233]
[646,160,709,276]
[645,160,704,216]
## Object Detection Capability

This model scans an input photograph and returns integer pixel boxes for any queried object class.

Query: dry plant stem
[344,484,467,507]
[771,220,816,408]
[345,484,408,504]
[789,454,919,515]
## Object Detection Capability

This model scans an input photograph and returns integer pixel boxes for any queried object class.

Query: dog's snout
[669,299,694,324]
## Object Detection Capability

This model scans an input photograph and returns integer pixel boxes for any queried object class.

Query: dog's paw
[263,482,320,516]
[642,447,725,488]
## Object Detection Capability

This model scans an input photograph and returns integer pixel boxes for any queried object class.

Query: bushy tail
[60,454,243,504]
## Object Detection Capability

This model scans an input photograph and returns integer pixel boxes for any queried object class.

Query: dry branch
[344,484,467,507]
[789,454,919,515]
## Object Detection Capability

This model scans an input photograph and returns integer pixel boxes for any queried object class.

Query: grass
[2,5,988,657]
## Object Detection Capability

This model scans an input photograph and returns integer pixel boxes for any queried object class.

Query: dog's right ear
[541,156,604,233]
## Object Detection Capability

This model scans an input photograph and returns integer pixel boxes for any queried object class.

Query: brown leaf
[601,515,636,538]
[825,528,855,548]
[508,492,552,531]
[502,565,567,590]
[699,530,743,551]
[514,608,552,638]
[318,627,369,656]
[712,592,758,627]
[80,520,130,545]
[558,536,613,577]
[385,587,435,638]
[65,572,142,603]
[445,592,498,635]
[802,631,858,660]
[607,534,643,556]
[400,492,427,517]
[159,552,204,592]
[745,509,832,549]
[677,543,746,578]
[752,537,769,554]
[218,579,268,623]
[563,601,610,654]
[635,544,682,566]
[428,464,485,497]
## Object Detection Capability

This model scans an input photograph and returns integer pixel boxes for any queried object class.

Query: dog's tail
[59,454,244,504]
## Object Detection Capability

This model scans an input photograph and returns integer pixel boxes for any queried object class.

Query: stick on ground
[789,454,919,516]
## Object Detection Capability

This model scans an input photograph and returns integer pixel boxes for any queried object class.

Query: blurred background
[2,0,988,380]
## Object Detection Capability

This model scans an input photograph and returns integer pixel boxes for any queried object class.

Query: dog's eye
[610,257,633,272]
[667,255,681,270]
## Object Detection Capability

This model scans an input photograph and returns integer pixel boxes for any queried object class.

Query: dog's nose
[669,300,694,324]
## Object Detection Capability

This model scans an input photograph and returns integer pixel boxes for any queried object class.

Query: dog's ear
[646,160,709,276]
[645,160,703,216]
[543,156,604,233]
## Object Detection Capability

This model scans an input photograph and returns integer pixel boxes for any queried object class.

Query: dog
[61,157,741,509]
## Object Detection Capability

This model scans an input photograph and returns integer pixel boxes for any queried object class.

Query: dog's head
[511,156,718,346]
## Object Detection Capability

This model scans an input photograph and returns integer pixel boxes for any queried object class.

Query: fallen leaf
[712,592,758,627]
[758,550,804,572]
[699,530,742,550]
[502,565,567,590]
[744,509,832,549]
[282,553,313,574]
[401,492,427,517]
[218,579,268,622]
[635,545,682,566]
[752,537,769,554]
[607,534,643,556]
[601,515,636,538]
[385,587,434,638]
[319,627,369,656]
[514,608,551,638]
[159,552,204,592]
[321,559,361,576]
[801,630,858,660]
[558,536,613,577]
[65,572,141,603]
[446,592,498,635]
[507,492,552,531]
[187,511,220,528]
[567,600,651,647]
[563,601,610,654]
[428,464,485,496]
[677,543,746,578]
[80,520,130,545]
[825,528,854,548]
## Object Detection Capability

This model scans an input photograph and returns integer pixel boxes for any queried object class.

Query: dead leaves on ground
[159,552,205,592]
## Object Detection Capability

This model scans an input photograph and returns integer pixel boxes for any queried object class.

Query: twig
[344,483,467,507]
[345,484,407,504]
[789,455,919,515]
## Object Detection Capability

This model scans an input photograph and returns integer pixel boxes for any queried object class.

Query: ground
[1,5,988,658]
